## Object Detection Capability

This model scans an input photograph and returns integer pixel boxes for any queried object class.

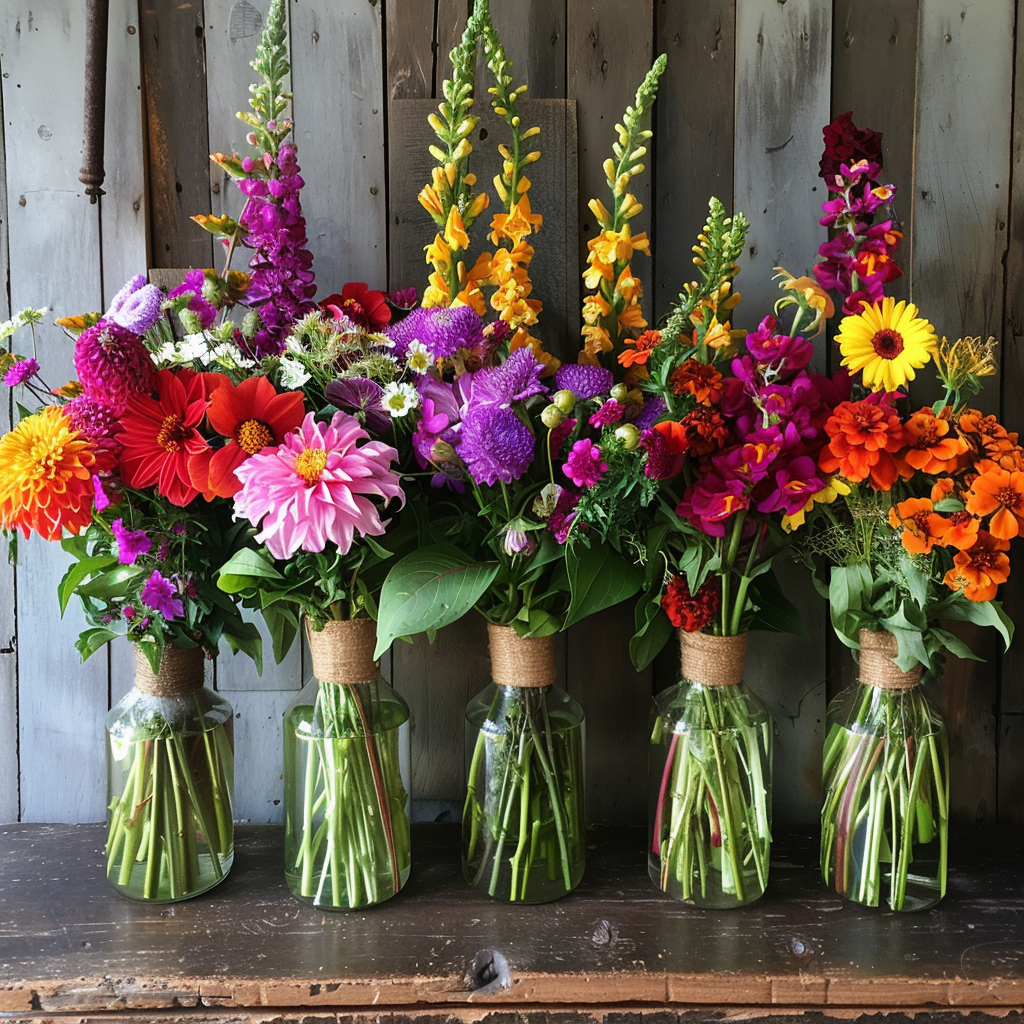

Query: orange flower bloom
[941,510,981,551]
[943,531,1010,602]
[682,406,730,456]
[964,466,1024,540]
[887,496,950,555]
[930,477,955,503]
[618,329,661,369]
[899,406,968,475]
[670,359,723,405]
[819,400,906,491]
[0,406,108,540]
[958,409,1024,471]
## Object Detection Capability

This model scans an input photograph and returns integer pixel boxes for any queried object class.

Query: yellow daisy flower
[836,297,938,393]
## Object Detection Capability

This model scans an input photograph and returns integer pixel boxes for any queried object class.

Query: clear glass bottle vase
[821,629,948,911]
[105,644,234,902]
[648,630,773,908]
[462,624,586,903]
[283,617,411,909]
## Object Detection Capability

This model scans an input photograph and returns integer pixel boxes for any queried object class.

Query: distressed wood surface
[2,822,1024,1013]
[0,2,110,823]
[733,0,831,824]
[912,0,1014,824]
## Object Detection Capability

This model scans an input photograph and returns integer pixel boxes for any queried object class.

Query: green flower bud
[614,423,640,449]
[553,389,576,414]
[541,404,567,429]
[610,383,629,402]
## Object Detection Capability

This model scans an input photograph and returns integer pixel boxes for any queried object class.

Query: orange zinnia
[618,329,661,369]
[899,407,967,475]
[669,359,723,405]
[887,497,950,554]
[819,399,906,491]
[964,466,1024,540]
[0,406,109,540]
[943,531,1010,602]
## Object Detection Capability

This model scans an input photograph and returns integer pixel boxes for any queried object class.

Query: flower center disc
[995,486,1022,511]
[295,446,328,485]
[871,328,905,359]
[156,413,189,452]
[236,418,275,454]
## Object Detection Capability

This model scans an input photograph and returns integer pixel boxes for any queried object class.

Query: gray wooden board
[388,98,578,362]
[732,0,831,825]
[912,0,1014,823]
[2,823,1024,1011]
[228,685,294,822]
[291,0,387,298]
[653,0,736,319]
[140,0,214,269]
[384,0,435,103]
[490,0,567,101]
[0,1015,1020,1024]
[0,2,111,822]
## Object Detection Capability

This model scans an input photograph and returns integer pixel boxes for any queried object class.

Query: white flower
[532,483,563,520]
[381,381,420,418]
[406,339,433,375]
[152,341,178,366]
[178,333,210,362]
[279,355,312,389]
[284,333,306,356]
[212,342,255,369]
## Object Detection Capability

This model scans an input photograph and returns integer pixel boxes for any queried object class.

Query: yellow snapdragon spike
[444,207,471,250]
[582,293,612,325]
[425,233,452,266]
[617,302,648,332]
[493,176,509,202]
[580,323,613,358]
[418,185,445,219]
[467,192,490,220]
[587,197,611,225]
[614,265,642,303]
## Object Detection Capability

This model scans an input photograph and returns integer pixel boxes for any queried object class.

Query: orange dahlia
[0,406,106,540]
[887,497,950,555]
[964,466,1024,540]
[943,531,1010,602]
[819,399,905,491]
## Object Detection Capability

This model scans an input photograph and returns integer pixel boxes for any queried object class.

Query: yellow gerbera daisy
[836,297,938,392]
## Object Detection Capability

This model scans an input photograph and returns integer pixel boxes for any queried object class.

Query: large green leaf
[748,570,810,639]
[57,553,117,615]
[564,543,643,629]
[937,594,1015,651]
[629,593,674,671]
[217,548,285,593]
[374,546,499,658]
[74,627,118,662]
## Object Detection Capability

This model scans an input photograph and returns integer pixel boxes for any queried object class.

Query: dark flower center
[156,414,190,452]
[871,328,904,359]
[994,486,1022,511]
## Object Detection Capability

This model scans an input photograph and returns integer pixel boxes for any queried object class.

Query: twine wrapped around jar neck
[134,644,205,698]
[487,623,557,688]
[678,629,747,687]
[858,629,922,690]
[307,618,378,685]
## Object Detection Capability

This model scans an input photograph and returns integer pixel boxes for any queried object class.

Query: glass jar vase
[821,629,948,911]
[283,617,411,909]
[105,644,234,902]
[462,624,586,903]
[648,630,773,908]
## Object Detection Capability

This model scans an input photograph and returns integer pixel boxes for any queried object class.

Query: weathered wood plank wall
[0,0,1021,827]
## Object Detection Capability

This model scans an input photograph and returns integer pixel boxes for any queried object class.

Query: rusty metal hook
[79,0,110,203]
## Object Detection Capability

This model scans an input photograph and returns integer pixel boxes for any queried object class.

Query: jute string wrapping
[488,623,556,688]
[678,629,747,687]
[134,644,204,698]
[307,618,378,684]
[858,629,922,690]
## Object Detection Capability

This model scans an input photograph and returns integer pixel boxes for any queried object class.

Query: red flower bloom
[681,406,730,456]
[819,399,905,491]
[661,576,719,632]
[117,368,211,506]
[189,375,306,498]
[320,282,391,332]
[819,112,883,181]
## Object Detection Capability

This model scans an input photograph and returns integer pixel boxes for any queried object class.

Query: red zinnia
[661,576,719,632]
[321,282,391,332]
[118,368,211,506]
[189,376,306,498]
[819,399,905,491]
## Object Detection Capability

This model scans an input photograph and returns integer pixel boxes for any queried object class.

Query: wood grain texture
[0,2,109,822]
[2,822,1024,1012]
[384,0,435,103]
[140,0,214,269]
[653,0,736,316]
[291,0,387,295]
[912,0,1014,824]
[490,0,566,100]
[733,0,831,824]
[228,685,293,822]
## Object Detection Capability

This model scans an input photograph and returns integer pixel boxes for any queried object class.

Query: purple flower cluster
[4,358,39,387]
[167,270,217,330]
[106,274,165,335]
[237,143,317,357]
[553,364,613,401]
[385,305,484,361]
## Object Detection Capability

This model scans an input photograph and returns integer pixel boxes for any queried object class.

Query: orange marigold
[618,329,661,369]
[943,531,1010,602]
[899,406,968,475]
[964,466,1024,540]
[0,406,107,540]
[887,496,950,555]
[941,510,981,552]
[669,359,723,405]
[958,409,1024,472]
[819,400,906,491]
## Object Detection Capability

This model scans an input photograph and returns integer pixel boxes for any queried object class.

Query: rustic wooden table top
[0,822,1022,1017]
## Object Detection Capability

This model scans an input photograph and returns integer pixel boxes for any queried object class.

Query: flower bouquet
[371,2,667,902]
[792,115,1015,910]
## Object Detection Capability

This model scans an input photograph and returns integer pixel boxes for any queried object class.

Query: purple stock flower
[324,377,390,434]
[756,455,824,515]
[168,269,218,330]
[112,517,152,565]
[563,438,608,489]
[106,274,165,335]
[458,404,535,486]
[632,395,666,431]
[140,570,184,620]
[3,358,39,387]
[385,306,485,361]
[553,364,613,401]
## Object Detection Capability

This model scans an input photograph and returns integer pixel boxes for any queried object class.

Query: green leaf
[629,595,673,672]
[374,546,499,658]
[223,619,264,676]
[938,595,1015,651]
[74,627,118,662]
[900,555,930,610]
[515,607,561,637]
[883,625,930,672]
[75,564,147,602]
[57,553,117,615]
[829,564,873,648]
[564,544,643,629]
[931,627,984,663]
[217,548,285,593]
[748,571,810,639]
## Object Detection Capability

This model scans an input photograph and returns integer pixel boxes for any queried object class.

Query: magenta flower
[385,305,483,360]
[388,287,418,309]
[715,443,778,485]
[548,416,577,457]
[3,358,39,387]
[548,487,581,544]
[756,456,824,515]
[589,400,624,428]
[167,269,218,330]
[563,438,608,489]
[140,570,184,621]
[676,474,749,537]
[233,411,404,560]
[92,475,112,512]
[744,316,814,374]
[112,518,152,565]
[458,404,536,486]
[74,320,156,414]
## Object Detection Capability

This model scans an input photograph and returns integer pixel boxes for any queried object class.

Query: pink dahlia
[233,410,404,559]
[74,319,156,413]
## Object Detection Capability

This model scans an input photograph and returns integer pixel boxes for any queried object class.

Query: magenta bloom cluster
[237,143,317,357]
[674,318,834,537]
